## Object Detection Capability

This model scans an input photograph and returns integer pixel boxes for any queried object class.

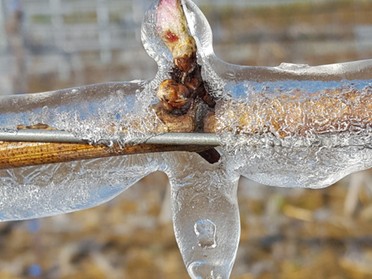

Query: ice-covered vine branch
[0,1,371,278]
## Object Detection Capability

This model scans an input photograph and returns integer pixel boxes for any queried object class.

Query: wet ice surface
[217,80,372,188]
[0,0,372,278]
[183,0,372,190]
[0,81,167,145]
[0,155,159,220]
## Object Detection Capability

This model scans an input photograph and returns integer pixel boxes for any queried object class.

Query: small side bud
[157,79,192,114]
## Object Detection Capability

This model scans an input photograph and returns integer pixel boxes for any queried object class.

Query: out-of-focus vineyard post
[1,0,27,94]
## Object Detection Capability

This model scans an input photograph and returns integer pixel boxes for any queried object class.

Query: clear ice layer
[0,81,168,145]
[0,0,371,278]
[183,0,372,189]
[0,154,159,220]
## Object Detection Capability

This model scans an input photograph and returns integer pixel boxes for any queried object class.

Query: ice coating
[0,1,371,278]
[0,152,241,278]
[214,81,372,188]
[182,0,372,188]
[141,0,173,78]
[226,141,371,189]
[0,0,370,191]
[0,154,160,220]
[0,81,168,145]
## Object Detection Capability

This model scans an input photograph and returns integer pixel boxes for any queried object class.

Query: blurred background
[0,0,372,278]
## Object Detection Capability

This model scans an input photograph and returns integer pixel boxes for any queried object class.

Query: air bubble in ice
[194,219,217,249]
[188,261,222,279]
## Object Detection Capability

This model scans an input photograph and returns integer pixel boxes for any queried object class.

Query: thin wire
[0,129,222,146]
[0,129,83,143]
[1,129,368,148]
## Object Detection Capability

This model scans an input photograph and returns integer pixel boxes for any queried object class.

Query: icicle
[163,152,240,279]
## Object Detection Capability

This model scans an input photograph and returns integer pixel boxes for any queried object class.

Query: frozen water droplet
[106,140,114,148]
[194,219,217,249]
[188,261,224,279]
[182,0,225,98]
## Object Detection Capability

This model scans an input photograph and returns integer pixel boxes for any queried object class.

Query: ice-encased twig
[0,0,370,211]
[0,0,370,208]
[0,1,371,279]
[0,136,217,169]
[0,79,216,169]
[0,77,370,171]
[181,0,372,189]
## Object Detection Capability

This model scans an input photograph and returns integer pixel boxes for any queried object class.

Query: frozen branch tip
[156,0,196,73]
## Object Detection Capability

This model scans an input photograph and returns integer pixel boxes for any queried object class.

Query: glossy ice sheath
[0,81,163,144]
[182,0,371,191]
[0,0,371,278]
[0,153,158,220]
